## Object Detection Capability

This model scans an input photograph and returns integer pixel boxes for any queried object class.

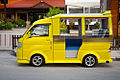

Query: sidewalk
[111,50,120,61]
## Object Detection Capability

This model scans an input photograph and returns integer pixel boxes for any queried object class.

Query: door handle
[46,39,50,41]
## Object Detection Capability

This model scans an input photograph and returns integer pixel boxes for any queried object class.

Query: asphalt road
[0,51,120,80]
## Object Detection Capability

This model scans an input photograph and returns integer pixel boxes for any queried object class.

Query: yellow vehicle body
[17,11,113,66]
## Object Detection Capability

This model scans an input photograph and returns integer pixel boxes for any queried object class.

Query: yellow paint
[17,11,113,65]
[17,38,23,60]
[78,42,112,63]
[17,59,29,64]
[54,42,66,61]
[52,18,60,35]
[108,17,113,35]
[82,17,85,36]
[102,10,111,14]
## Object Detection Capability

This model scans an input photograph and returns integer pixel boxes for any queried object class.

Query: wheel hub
[32,56,42,66]
[85,56,95,67]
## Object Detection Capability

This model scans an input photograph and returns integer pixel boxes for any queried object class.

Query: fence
[0,33,13,50]
[12,35,22,49]
[0,34,22,50]
[111,37,120,50]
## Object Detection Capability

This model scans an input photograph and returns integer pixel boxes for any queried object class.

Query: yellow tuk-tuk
[17,11,113,67]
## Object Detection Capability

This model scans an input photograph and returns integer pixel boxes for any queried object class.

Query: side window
[60,18,81,37]
[85,18,109,38]
[30,24,49,37]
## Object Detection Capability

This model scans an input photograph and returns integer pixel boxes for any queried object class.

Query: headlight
[18,42,22,48]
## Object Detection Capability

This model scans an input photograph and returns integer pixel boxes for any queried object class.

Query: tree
[69,20,75,29]
[94,22,100,29]
[86,20,91,30]
[46,6,64,17]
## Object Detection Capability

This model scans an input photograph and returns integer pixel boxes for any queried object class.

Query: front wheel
[83,55,97,67]
[30,55,45,67]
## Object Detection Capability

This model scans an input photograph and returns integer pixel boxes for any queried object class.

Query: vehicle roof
[60,13,104,16]
[52,11,111,18]
[33,18,52,25]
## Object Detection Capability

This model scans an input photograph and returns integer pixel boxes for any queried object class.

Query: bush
[94,22,100,29]
[8,19,16,24]
[60,28,67,33]
[15,19,26,28]
[60,22,67,33]
[0,22,5,30]
[60,22,67,28]
[69,20,75,29]
[5,22,14,29]
[0,22,14,30]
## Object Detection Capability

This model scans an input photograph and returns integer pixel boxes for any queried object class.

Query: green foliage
[16,19,26,28]
[46,6,64,17]
[60,22,67,33]
[69,20,75,27]
[0,22,5,30]
[60,28,67,33]
[69,20,75,29]
[94,22,100,29]
[118,25,120,37]
[8,19,16,24]
[0,19,26,30]
[86,20,91,25]
[60,22,67,28]
[5,22,14,29]
[0,22,14,30]
[118,21,120,25]
[1,15,5,21]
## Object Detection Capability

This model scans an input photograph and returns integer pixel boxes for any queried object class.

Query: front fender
[27,50,48,63]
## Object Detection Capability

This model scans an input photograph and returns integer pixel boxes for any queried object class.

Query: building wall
[101,0,119,37]
[111,0,119,37]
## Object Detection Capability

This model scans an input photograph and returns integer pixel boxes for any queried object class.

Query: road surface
[0,51,120,80]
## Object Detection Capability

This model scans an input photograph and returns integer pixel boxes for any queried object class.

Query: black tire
[30,54,45,67]
[82,55,97,67]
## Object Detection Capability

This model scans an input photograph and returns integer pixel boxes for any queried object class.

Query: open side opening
[59,18,82,58]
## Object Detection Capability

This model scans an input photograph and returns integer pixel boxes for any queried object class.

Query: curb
[10,51,16,57]
[111,58,120,61]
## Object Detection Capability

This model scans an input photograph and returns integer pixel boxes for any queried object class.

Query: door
[22,24,53,63]
[53,37,66,62]
[53,18,82,63]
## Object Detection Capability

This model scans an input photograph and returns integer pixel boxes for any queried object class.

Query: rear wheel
[30,55,45,67]
[83,55,97,67]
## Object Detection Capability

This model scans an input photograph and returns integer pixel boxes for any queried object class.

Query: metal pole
[4,0,7,22]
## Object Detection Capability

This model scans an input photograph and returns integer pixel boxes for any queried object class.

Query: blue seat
[65,39,82,50]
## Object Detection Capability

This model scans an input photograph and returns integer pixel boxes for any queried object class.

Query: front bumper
[17,59,30,64]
